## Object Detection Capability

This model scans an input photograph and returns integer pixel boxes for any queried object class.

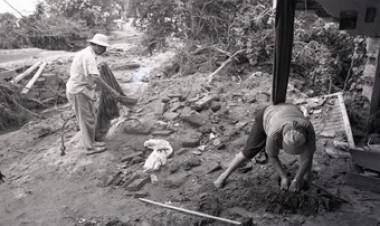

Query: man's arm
[267,137,289,190]
[88,74,121,98]
[289,123,316,192]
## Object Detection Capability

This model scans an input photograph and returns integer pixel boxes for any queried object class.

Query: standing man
[214,103,316,192]
[66,33,124,154]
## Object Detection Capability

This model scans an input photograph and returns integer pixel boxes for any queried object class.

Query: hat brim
[88,39,110,47]
[282,142,306,155]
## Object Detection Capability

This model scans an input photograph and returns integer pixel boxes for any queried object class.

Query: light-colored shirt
[66,46,100,100]
[263,103,315,156]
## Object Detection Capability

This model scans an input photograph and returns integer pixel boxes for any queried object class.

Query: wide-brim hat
[88,33,110,47]
[282,127,307,155]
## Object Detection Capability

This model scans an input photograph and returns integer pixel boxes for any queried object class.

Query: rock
[123,120,152,135]
[210,102,222,112]
[169,102,183,112]
[176,148,189,156]
[192,150,202,155]
[182,132,202,147]
[163,112,180,121]
[153,101,168,116]
[121,152,144,162]
[207,161,222,174]
[183,157,202,171]
[238,161,253,173]
[193,95,217,111]
[255,92,270,102]
[182,112,208,128]
[168,93,184,101]
[152,130,174,136]
[125,176,151,192]
[162,174,190,189]
[161,97,170,103]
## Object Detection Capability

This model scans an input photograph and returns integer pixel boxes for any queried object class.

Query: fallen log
[21,62,47,94]
[139,198,242,225]
[11,61,41,84]
[208,49,245,84]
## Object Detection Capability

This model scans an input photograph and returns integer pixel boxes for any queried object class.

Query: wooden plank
[350,148,380,172]
[346,172,380,193]
[21,62,47,94]
[337,92,355,147]
[11,61,41,84]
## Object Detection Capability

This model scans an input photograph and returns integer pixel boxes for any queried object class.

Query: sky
[0,0,39,17]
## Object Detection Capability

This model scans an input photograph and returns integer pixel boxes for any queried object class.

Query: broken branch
[21,62,47,94]
[208,49,245,84]
[11,61,41,84]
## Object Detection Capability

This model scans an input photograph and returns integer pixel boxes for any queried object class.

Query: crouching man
[66,33,127,154]
[214,103,316,192]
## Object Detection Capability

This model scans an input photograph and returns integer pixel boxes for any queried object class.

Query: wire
[1,0,25,18]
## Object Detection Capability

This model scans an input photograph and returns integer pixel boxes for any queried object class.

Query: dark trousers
[242,106,268,159]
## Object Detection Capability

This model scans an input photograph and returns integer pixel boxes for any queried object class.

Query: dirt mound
[196,177,344,217]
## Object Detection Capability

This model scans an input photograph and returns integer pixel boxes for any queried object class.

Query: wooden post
[21,62,47,94]
[11,61,41,84]
[337,92,355,147]
[272,0,296,104]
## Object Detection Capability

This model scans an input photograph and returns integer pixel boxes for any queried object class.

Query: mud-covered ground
[0,23,380,226]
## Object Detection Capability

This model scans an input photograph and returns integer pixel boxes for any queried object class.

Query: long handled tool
[138,198,243,225]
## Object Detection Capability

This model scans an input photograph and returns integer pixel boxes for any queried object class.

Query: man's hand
[280,176,289,190]
[289,178,303,192]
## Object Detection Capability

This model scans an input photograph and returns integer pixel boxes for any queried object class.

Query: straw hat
[88,33,110,47]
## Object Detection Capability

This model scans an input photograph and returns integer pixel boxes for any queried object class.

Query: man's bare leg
[214,152,248,188]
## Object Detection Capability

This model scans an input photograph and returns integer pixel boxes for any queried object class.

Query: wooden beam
[21,62,47,94]
[337,92,355,147]
[11,61,41,84]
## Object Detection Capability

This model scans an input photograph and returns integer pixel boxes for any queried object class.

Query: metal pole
[139,198,242,225]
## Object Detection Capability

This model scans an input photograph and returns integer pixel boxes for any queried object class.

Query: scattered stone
[192,150,202,155]
[162,174,190,189]
[131,155,145,164]
[182,112,207,128]
[150,174,159,184]
[153,101,168,116]
[161,97,170,103]
[163,112,180,121]
[152,130,174,136]
[210,102,222,112]
[176,148,189,156]
[212,138,221,146]
[207,161,222,174]
[169,102,183,112]
[169,162,181,174]
[122,152,144,162]
[183,157,202,171]
[198,145,207,152]
[238,161,253,173]
[168,93,184,100]
[235,121,249,131]
[123,121,152,135]
[255,92,270,102]
[182,132,202,147]
[193,95,217,111]
[125,176,151,192]
[107,171,124,186]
